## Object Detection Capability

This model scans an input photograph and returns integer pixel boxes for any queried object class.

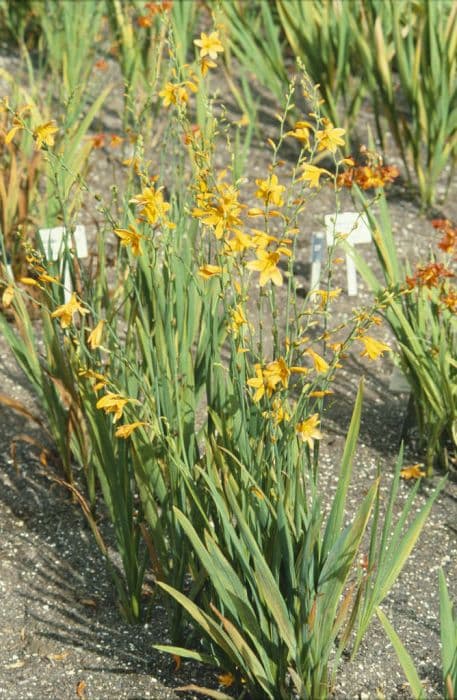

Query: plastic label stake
[38,225,88,302]
[324,212,371,296]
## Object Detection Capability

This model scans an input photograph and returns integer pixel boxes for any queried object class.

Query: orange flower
[94,58,108,71]
[432,219,457,254]
[407,262,454,289]
[91,133,105,149]
[400,464,425,480]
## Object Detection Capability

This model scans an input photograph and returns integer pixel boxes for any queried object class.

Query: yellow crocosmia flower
[37,272,59,284]
[265,357,290,389]
[20,276,42,288]
[198,264,222,279]
[300,164,331,189]
[4,121,24,144]
[250,231,280,249]
[246,250,283,286]
[307,348,329,373]
[229,303,249,336]
[34,120,59,150]
[315,122,345,154]
[286,121,312,148]
[358,335,391,360]
[309,389,334,398]
[2,285,14,307]
[247,364,267,402]
[115,421,147,439]
[311,288,342,309]
[192,183,243,240]
[200,56,217,76]
[96,392,130,423]
[255,173,286,207]
[400,464,425,480]
[217,672,235,688]
[296,413,322,449]
[87,319,105,350]
[224,229,254,255]
[114,225,144,256]
[50,292,89,329]
[130,186,171,225]
[194,31,224,60]
[247,207,265,217]
[158,82,188,107]
[78,368,107,391]
[270,397,290,424]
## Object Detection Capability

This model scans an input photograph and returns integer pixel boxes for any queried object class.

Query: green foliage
[377,569,456,699]
[347,190,457,472]
[219,0,457,206]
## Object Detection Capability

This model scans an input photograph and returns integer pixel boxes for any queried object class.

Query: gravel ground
[0,38,456,700]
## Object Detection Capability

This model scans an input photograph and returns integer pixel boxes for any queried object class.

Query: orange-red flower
[406,262,454,290]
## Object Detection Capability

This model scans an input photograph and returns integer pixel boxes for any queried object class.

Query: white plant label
[324,212,371,296]
[38,225,88,302]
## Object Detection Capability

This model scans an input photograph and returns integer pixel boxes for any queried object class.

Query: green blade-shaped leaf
[376,607,426,699]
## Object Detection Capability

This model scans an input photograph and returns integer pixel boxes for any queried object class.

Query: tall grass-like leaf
[376,607,426,699]
[439,569,457,699]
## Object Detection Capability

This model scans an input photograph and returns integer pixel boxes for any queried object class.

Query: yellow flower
[2,285,14,307]
[217,671,235,688]
[246,249,288,287]
[115,421,147,439]
[78,368,107,391]
[224,229,254,255]
[198,264,222,279]
[192,183,243,239]
[296,413,322,448]
[4,119,24,144]
[229,304,249,336]
[194,31,224,60]
[309,389,334,398]
[34,120,59,149]
[265,357,290,390]
[200,56,217,76]
[114,225,144,256]
[287,121,312,148]
[159,82,188,107]
[247,364,268,402]
[50,292,89,329]
[87,320,105,350]
[315,122,345,154]
[264,397,291,425]
[96,392,130,423]
[300,164,330,189]
[358,335,391,360]
[255,174,286,207]
[130,186,171,226]
[306,348,329,373]
[400,464,425,480]
[311,288,342,309]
